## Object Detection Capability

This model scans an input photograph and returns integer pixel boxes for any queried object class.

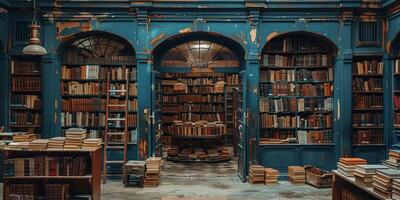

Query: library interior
[1,0,400,199]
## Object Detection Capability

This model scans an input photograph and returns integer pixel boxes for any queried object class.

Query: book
[264,168,279,184]
[288,166,305,183]
[248,165,265,184]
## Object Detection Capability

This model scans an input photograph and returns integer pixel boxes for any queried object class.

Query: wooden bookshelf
[2,148,101,200]
[9,60,42,134]
[394,58,400,131]
[352,58,384,145]
[259,34,335,145]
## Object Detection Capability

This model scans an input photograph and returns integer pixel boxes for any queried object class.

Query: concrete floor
[0,160,332,200]
[101,160,332,200]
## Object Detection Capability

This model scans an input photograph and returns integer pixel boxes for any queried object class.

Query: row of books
[353,60,384,75]
[352,113,383,127]
[353,130,383,144]
[11,61,40,74]
[226,74,239,85]
[395,59,400,74]
[162,113,224,123]
[162,72,224,78]
[166,122,226,136]
[260,69,333,82]
[11,77,41,91]
[260,83,332,97]
[259,97,332,113]
[298,130,333,144]
[62,82,137,96]
[3,156,88,177]
[352,77,383,91]
[162,85,224,94]
[10,95,41,109]
[162,104,224,113]
[9,112,41,126]
[61,112,137,127]
[395,113,400,128]
[393,96,400,109]
[262,54,331,67]
[260,114,332,129]
[260,130,333,144]
[61,65,136,81]
[353,95,383,109]
[178,95,225,103]
[61,98,137,112]
[265,36,332,53]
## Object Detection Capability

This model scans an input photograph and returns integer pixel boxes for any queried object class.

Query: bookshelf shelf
[4,175,93,179]
[259,143,335,146]
[170,134,226,139]
[260,34,335,145]
[352,57,385,146]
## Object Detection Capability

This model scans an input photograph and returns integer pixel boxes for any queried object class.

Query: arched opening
[59,31,138,178]
[259,32,337,168]
[151,32,245,176]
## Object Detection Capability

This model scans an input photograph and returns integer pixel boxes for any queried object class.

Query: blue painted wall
[1,0,400,178]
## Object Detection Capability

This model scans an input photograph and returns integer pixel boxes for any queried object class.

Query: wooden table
[332,170,390,200]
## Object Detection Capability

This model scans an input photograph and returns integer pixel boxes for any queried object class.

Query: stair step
[106,160,124,164]
[107,118,126,121]
[106,132,125,136]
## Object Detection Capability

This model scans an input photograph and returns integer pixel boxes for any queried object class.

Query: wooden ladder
[102,69,129,184]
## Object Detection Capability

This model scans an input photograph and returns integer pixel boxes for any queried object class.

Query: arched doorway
[151,32,247,180]
[59,31,137,177]
[259,32,339,172]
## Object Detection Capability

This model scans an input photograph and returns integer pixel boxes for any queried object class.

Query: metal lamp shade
[23,23,47,55]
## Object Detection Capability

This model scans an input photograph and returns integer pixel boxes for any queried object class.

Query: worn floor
[101,160,332,200]
[0,160,332,200]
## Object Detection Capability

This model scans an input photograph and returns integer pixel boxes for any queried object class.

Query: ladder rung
[107,118,126,121]
[106,160,124,164]
[108,104,126,107]
[109,90,127,92]
[106,132,125,136]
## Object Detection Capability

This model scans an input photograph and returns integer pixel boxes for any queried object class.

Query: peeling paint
[150,33,166,45]
[179,27,192,34]
[250,28,257,44]
[56,22,91,40]
[266,32,280,43]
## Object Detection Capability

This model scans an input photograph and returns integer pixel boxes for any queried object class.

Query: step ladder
[102,69,129,184]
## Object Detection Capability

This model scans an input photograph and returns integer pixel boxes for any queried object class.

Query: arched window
[160,40,240,68]
[62,33,135,65]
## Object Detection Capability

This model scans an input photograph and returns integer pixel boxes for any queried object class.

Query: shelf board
[162,93,225,95]
[260,80,333,84]
[261,65,332,70]
[259,143,335,146]
[352,74,384,77]
[261,95,331,99]
[263,51,331,55]
[63,63,136,66]
[352,91,383,93]
[4,175,92,179]
[352,126,384,129]
[9,125,40,128]
[170,134,226,139]
[352,108,383,111]
[12,73,41,76]
[352,144,386,147]
[11,90,41,93]
[10,107,41,111]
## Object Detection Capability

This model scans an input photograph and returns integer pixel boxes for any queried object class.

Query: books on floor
[337,158,367,177]
[144,157,162,187]
[47,137,66,149]
[372,169,400,199]
[354,165,388,187]
[288,166,305,184]
[265,168,279,184]
[392,179,400,200]
[82,138,102,150]
[64,128,87,149]
[28,139,49,150]
[248,165,265,184]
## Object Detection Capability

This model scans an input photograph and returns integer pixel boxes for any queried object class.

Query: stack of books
[383,150,400,169]
[248,165,265,184]
[167,147,179,157]
[28,139,49,150]
[354,165,388,187]
[47,137,66,149]
[45,184,70,200]
[337,158,367,177]
[288,166,305,183]
[144,157,162,187]
[218,147,230,158]
[209,152,221,161]
[13,133,37,142]
[372,169,400,199]
[64,128,86,149]
[264,168,279,184]
[7,142,30,149]
[82,138,102,150]
[392,179,400,200]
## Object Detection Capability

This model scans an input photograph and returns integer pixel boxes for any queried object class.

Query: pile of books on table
[64,128,86,149]
[248,165,265,184]
[82,138,102,150]
[28,139,49,150]
[7,142,30,149]
[353,165,388,187]
[383,150,400,169]
[337,158,367,177]
[372,169,400,199]
[264,168,279,184]
[12,133,37,142]
[144,157,162,187]
[392,179,400,200]
[47,137,66,149]
[288,166,305,184]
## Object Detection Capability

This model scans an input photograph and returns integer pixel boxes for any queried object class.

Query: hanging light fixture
[23,0,47,55]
